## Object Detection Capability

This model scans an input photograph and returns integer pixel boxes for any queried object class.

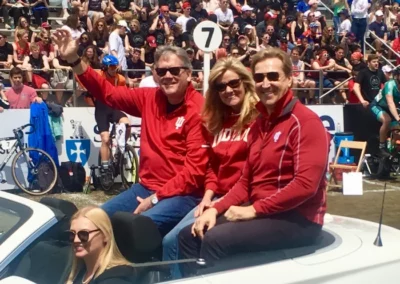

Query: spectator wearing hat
[214,0,234,31]
[382,64,393,81]
[176,2,194,33]
[256,12,278,38]
[350,51,367,70]
[369,10,388,50]
[244,24,258,49]
[190,0,208,22]
[149,9,171,46]
[351,0,368,48]
[144,35,157,71]
[109,20,128,70]
[236,4,254,33]
[304,0,322,20]
[338,9,352,39]
[305,21,322,46]
[297,0,310,13]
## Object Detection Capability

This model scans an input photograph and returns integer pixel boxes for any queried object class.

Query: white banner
[0,105,343,190]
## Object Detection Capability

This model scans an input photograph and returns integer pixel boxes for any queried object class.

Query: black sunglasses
[253,72,280,83]
[68,229,100,243]
[155,66,188,77]
[214,78,241,92]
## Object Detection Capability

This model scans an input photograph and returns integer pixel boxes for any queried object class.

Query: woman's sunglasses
[155,66,188,77]
[68,229,100,243]
[214,78,241,92]
[253,72,280,83]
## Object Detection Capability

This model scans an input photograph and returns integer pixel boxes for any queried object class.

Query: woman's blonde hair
[66,206,130,284]
[202,57,259,135]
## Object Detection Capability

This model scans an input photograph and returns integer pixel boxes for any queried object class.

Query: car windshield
[0,198,32,245]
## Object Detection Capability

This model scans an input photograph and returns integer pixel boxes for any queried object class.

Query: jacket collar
[156,82,196,117]
[256,89,297,121]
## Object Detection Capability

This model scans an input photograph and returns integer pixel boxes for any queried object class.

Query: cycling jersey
[371,79,400,126]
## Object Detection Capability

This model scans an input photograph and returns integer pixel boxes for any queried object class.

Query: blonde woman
[66,206,136,284]
[162,57,259,280]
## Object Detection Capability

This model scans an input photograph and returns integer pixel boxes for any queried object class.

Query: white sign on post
[193,21,222,95]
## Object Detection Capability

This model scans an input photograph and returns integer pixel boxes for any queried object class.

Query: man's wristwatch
[151,195,158,205]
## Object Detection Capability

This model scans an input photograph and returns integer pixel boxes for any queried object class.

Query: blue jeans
[101,183,199,236]
[162,206,197,279]
[314,78,334,98]
[333,16,340,41]
[351,17,367,49]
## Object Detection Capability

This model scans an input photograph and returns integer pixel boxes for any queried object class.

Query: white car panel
[0,192,58,272]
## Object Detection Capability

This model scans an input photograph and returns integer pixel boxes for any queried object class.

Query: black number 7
[202,27,214,48]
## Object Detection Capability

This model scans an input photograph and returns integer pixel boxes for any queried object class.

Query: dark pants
[33,9,48,26]
[351,17,367,49]
[101,183,200,236]
[178,210,322,276]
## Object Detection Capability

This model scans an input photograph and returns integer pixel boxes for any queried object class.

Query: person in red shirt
[5,67,42,109]
[162,57,259,279]
[178,48,329,275]
[52,29,208,237]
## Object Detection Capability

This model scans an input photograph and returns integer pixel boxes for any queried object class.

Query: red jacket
[205,114,253,196]
[213,91,329,225]
[78,67,208,199]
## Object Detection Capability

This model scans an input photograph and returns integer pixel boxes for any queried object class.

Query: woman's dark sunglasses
[155,66,188,77]
[253,72,280,83]
[214,78,241,92]
[68,229,100,243]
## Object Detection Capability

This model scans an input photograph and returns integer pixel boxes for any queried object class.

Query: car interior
[2,197,340,284]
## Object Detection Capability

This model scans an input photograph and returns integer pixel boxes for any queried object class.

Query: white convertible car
[1,191,400,284]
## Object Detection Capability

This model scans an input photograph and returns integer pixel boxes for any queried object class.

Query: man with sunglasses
[179,48,329,275]
[53,29,208,237]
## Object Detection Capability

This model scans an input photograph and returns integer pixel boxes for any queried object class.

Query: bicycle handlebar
[14,124,35,135]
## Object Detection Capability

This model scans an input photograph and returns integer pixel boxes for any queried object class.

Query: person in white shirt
[139,65,159,88]
[351,0,369,48]
[338,9,352,37]
[304,0,322,19]
[108,20,128,70]
[214,0,233,31]
[176,2,194,32]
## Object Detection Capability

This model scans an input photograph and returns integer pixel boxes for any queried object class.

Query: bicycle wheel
[11,148,58,196]
[120,145,139,189]
[98,148,115,191]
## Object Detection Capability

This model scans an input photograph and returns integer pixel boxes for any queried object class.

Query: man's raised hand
[51,29,80,63]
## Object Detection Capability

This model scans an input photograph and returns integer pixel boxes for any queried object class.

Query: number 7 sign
[193,21,223,94]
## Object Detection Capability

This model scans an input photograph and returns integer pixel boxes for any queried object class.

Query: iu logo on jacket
[212,128,251,147]
[175,116,185,129]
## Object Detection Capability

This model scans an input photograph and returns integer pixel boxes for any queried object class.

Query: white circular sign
[193,21,223,52]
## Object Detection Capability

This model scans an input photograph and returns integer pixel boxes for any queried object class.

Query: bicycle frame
[0,132,24,172]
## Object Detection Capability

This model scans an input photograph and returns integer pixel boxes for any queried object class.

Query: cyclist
[370,67,400,157]
[88,55,130,185]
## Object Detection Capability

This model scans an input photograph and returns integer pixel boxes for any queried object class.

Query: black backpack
[58,162,86,192]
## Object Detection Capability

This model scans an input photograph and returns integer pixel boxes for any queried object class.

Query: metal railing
[318,1,334,16]
[0,68,354,106]
[365,32,400,68]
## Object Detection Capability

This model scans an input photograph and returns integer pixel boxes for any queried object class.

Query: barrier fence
[0,68,352,106]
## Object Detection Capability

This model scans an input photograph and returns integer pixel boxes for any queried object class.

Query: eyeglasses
[214,78,241,92]
[328,29,333,31]
[267,29,274,32]
[309,14,315,17]
[98,24,104,27]
[253,72,280,83]
[231,52,239,55]
[163,10,169,13]
[155,66,188,76]
[68,229,100,243]
[82,37,88,40]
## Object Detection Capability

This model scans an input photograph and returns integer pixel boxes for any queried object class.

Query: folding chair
[327,140,367,191]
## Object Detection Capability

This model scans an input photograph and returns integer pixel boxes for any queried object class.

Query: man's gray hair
[154,46,192,70]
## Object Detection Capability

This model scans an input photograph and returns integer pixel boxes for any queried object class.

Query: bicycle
[97,123,139,191]
[0,124,58,196]
[363,128,400,179]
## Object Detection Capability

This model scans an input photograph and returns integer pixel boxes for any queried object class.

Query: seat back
[111,212,163,263]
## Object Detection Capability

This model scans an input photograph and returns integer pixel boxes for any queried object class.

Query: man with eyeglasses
[179,47,329,276]
[52,29,208,237]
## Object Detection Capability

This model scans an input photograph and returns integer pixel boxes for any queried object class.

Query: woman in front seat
[66,206,136,284]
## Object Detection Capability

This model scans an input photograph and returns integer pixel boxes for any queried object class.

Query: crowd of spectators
[0,0,399,108]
